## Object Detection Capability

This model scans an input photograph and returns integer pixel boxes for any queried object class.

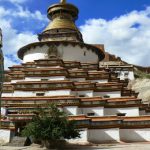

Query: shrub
[22,103,80,148]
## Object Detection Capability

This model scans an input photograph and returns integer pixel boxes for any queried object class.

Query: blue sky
[0,0,150,68]
[33,0,150,24]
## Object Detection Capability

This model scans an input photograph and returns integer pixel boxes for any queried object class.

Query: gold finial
[60,0,66,4]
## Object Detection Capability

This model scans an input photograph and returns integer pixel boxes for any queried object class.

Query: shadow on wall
[120,129,149,142]
[88,129,120,144]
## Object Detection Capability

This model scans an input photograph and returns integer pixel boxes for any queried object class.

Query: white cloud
[0,5,45,69]
[0,5,47,22]
[10,5,47,21]
[1,1,150,69]
[1,17,38,69]
[0,0,28,4]
[80,7,150,66]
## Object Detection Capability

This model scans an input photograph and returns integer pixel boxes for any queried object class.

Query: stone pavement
[0,143,150,150]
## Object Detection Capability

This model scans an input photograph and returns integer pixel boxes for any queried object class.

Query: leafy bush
[22,103,80,147]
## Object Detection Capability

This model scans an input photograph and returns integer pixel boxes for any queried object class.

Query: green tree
[22,103,80,148]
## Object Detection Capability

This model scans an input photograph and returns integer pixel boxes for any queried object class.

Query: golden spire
[60,0,66,4]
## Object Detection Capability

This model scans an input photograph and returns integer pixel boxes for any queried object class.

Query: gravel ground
[1,143,150,150]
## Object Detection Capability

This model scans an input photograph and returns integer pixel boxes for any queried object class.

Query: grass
[134,69,150,79]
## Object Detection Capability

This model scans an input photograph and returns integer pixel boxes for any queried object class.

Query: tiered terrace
[0,42,150,144]
[1,58,150,143]
[1,0,150,144]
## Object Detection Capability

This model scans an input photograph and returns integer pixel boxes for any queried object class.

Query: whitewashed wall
[1,107,7,116]
[88,79,108,83]
[104,107,139,116]
[0,129,12,144]
[45,90,71,97]
[23,44,99,63]
[63,106,78,115]
[11,80,24,83]
[120,129,150,142]
[2,93,13,97]
[75,90,93,97]
[94,91,121,98]
[37,66,61,68]
[13,89,71,97]
[69,128,88,143]
[79,107,104,116]
[25,76,66,81]
[88,128,120,143]
[70,78,85,82]
[117,71,134,81]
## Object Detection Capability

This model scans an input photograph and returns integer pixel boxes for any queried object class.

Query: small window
[124,72,129,77]
[79,95,85,97]
[84,51,86,56]
[87,113,95,116]
[36,93,45,96]
[117,72,121,76]
[41,79,48,81]
[103,95,110,98]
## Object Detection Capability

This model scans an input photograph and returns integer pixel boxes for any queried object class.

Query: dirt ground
[1,143,150,150]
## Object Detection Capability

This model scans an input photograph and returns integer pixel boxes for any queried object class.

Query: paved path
[0,143,150,150]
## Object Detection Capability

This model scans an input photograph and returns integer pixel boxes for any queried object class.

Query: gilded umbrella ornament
[60,0,66,4]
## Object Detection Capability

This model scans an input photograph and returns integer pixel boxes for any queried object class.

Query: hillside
[129,78,150,103]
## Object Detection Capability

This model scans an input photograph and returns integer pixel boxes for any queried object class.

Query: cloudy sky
[0,0,150,68]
